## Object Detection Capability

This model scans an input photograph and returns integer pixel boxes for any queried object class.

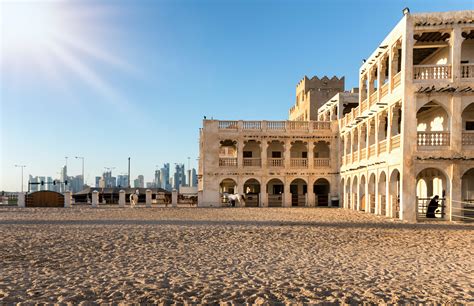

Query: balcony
[217,120,331,132]
[314,158,330,167]
[417,132,450,147]
[368,144,376,158]
[360,99,368,113]
[219,158,237,167]
[218,121,238,130]
[462,131,474,145]
[243,158,261,167]
[369,91,378,107]
[413,64,451,80]
[242,121,262,130]
[392,71,401,89]
[268,158,284,167]
[290,158,308,168]
[390,134,401,149]
[461,64,474,79]
[360,148,367,160]
[378,139,387,154]
[380,83,389,99]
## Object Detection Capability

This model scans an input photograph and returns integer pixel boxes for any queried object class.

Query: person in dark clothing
[426,195,439,218]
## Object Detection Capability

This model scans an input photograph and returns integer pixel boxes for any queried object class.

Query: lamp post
[75,156,85,189]
[14,164,26,193]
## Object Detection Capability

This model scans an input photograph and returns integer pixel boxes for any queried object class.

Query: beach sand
[0,207,472,304]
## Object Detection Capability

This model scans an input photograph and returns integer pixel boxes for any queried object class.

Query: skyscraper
[117,175,129,188]
[160,163,171,191]
[154,169,161,188]
[191,168,198,187]
[173,163,186,190]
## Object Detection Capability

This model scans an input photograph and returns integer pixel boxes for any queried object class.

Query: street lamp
[14,164,26,193]
[75,156,85,189]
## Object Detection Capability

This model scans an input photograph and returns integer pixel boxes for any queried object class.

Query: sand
[0,206,472,304]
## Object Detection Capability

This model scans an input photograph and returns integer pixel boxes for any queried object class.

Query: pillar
[17,192,25,208]
[284,182,292,207]
[119,190,125,207]
[308,141,314,169]
[307,188,315,207]
[261,141,268,169]
[237,140,244,168]
[284,140,291,169]
[450,164,462,221]
[92,190,99,208]
[451,27,462,81]
[172,189,178,207]
[146,189,152,208]
[64,191,72,208]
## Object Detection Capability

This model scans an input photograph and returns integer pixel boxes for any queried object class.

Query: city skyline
[2,0,472,192]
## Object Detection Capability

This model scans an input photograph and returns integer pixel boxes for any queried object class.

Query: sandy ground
[0,207,473,304]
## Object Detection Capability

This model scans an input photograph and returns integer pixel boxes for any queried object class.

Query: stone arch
[314,178,330,206]
[290,178,307,207]
[389,169,401,219]
[359,174,366,212]
[461,168,474,219]
[243,178,260,207]
[219,140,238,167]
[461,103,474,133]
[345,177,351,209]
[267,178,284,207]
[220,178,237,205]
[242,140,261,167]
[416,167,450,220]
[368,173,376,214]
[378,171,387,216]
[351,175,358,210]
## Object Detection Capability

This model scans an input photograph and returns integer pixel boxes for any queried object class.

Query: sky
[1,0,473,191]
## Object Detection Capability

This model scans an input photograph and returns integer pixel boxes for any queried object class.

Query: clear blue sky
[1,0,472,191]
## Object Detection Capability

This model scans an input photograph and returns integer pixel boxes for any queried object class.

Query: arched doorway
[359,175,366,211]
[462,103,474,146]
[267,178,284,207]
[416,168,448,220]
[314,178,330,206]
[378,172,387,216]
[368,173,376,214]
[290,178,307,206]
[351,176,358,210]
[389,169,400,218]
[243,178,260,207]
[461,168,474,220]
[220,178,237,205]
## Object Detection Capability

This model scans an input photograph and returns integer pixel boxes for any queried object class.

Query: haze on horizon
[1,0,472,191]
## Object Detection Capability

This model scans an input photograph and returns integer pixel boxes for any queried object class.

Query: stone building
[198,10,474,222]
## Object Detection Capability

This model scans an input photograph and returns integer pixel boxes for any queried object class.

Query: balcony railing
[392,71,401,89]
[413,64,451,80]
[218,121,238,129]
[219,158,237,167]
[461,64,474,78]
[312,121,331,130]
[242,121,261,130]
[314,158,330,167]
[360,99,368,113]
[369,90,378,106]
[378,139,387,154]
[243,158,261,167]
[360,148,367,160]
[290,158,308,168]
[368,144,376,158]
[417,131,450,147]
[380,83,389,99]
[268,158,284,167]
[462,131,474,145]
[287,121,308,131]
[390,134,401,149]
[267,121,286,130]
[352,151,358,161]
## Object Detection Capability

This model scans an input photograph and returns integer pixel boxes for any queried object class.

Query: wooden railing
[417,132,450,147]
[219,158,237,167]
[346,154,351,165]
[391,134,401,149]
[369,90,378,106]
[392,71,401,89]
[243,158,261,167]
[380,82,389,99]
[360,99,368,113]
[360,148,367,160]
[290,158,308,168]
[461,64,474,78]
[242,121,261,130]
[352,151,358,161]
[462,131,474,145]
[268,158,284,167]
[368,144,376,157]
[413,64,451,80]
[378,139,387,154]
[314,158,330,167]
[218,121,238,129]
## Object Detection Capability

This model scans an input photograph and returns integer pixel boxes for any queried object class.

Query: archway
[314,178,330,206]
[243,178,260,207]
[417,101,450,147]
[219,140,237,167]
[389,169,400,218]
[378,172,387,216]
[462,103,474,146]
[243,140,261,167]
[220,178,237,205]
[267,178,284,207]
[351,176,358,210]
[290,178,307,206]
[267,140,284,167]
[359,175,366,211]
[416,168,448,220]
[368,173,376,213]
[314,141,330,167]
[461,168,474,220]
[290,141,308,168]
[345,177,351,209]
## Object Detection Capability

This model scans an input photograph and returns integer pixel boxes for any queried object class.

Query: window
[302,152,308,158]
[466,121,474,131]
[243,151,252,158]
[272,151,282,158]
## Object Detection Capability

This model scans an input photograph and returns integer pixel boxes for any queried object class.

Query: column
[18,192,25,208]
[307,186,315,207]
[146,189,152,208]
[451,27,462,81]
[375,115,379,156]
[451,96,462,152]
[260,183,268,208]
[308,141,314,169]
[119,190,125,207]
[376,60,382,101]
[450,164,462,221]
[64,191,72,208]
[92,191,99,208]
[284,181,292,207]
[237,180,244,207]
[284,140,291,168]
[261,141,268,169]
[387,107,393,152]
[237,140,244,169]
[172,189,178,207]
[365,178,370,213]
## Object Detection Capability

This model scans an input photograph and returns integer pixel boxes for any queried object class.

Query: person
[426,195,439,218]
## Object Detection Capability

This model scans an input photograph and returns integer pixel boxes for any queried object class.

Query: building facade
[198,10,474,222]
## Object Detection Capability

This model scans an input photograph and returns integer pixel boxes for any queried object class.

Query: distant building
[154,169,161,188]
[160,163,171,191]
[191,168,198,187]
[95,176,101,188]
[117,175,129,188]
[173,163,186,190]
[133,175,144,188]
